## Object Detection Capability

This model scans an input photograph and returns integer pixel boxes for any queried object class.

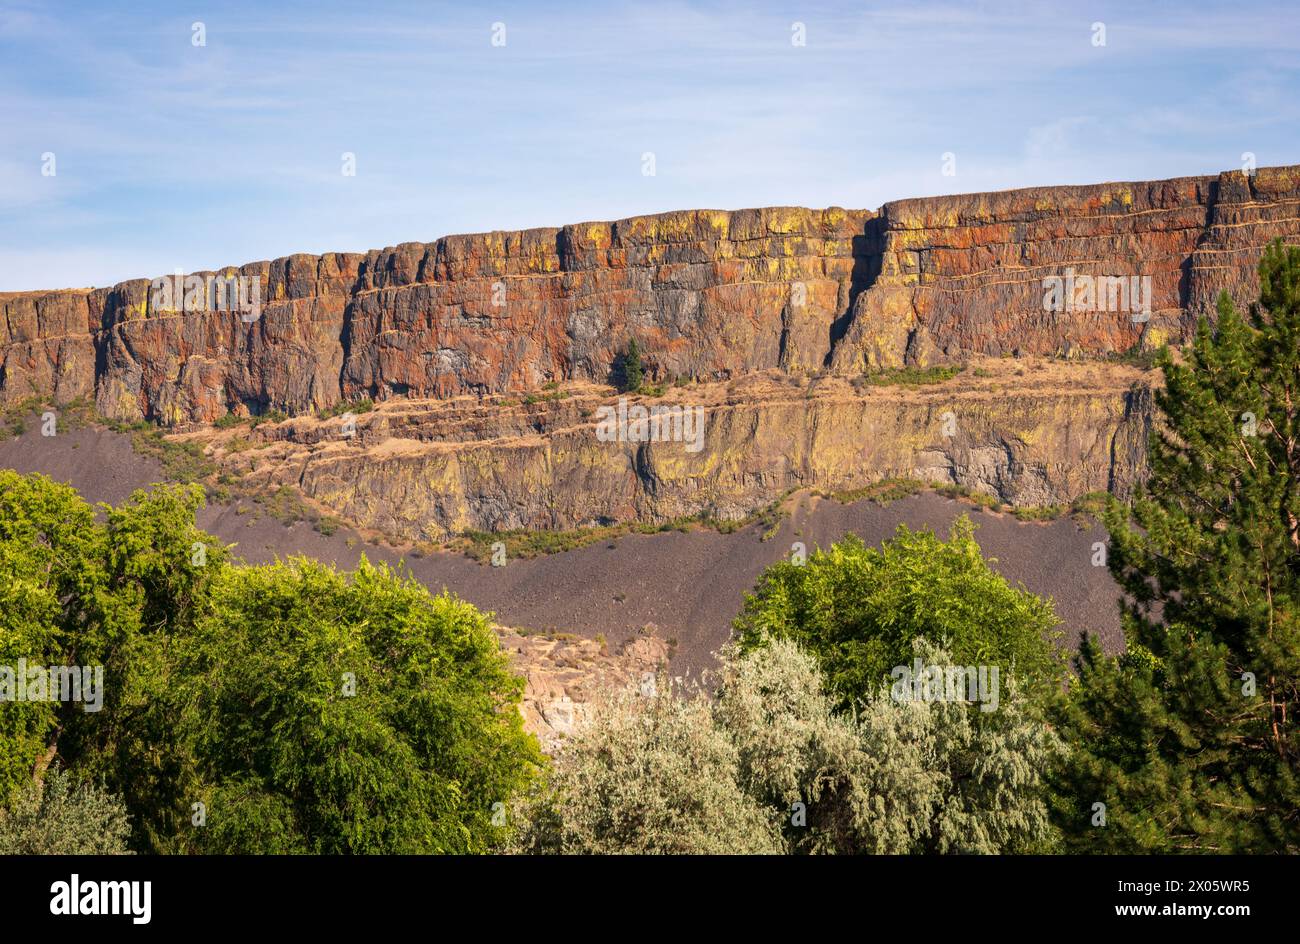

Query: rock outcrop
[200,361,1152,540]
[499,626,671,749]
[833,166,1300,369]
[4,166,1298,425]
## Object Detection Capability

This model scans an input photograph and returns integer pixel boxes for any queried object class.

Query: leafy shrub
[512,638,1063,854]
[828,477,928,506]
[863,365,963,387]
[0,768,132,855]
[510,677,783,854]
[316,398,375,420]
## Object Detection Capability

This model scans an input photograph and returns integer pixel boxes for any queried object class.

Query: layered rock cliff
[198,361,1151,541]
[3,166,1294,537]
[4,165,1297,425]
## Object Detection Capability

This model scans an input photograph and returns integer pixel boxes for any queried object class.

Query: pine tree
[1054,241,1300,852]
[620,338,643,393]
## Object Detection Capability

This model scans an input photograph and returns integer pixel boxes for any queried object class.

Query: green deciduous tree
[0,472,541,854]
[733,517,1064,710]
[171,558,542,854]
[1055,241,1300,852]
[0,472,108,805]
[60,482,225,849]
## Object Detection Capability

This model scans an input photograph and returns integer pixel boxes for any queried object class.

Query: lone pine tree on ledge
[619,338,644,393]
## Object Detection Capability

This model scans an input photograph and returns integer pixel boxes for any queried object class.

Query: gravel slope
[0,424,1124,675]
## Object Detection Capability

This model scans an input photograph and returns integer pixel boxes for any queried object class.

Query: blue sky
[2,0,1298,291]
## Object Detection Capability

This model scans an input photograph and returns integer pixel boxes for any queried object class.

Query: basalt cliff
[4,166,1298,540]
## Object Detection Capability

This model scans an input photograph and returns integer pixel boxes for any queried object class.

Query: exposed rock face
[4,166,1297,425]
[204,361,1152,540]
[830,167,1300,370]
[0,257,360,424]
[498,626,670,750]
[340,209,874,405]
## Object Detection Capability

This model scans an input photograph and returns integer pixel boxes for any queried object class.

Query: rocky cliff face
[4,166,1297,425]
[4,166,1294,536]
[833,166,1300,370]
[201,361,1151,541]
